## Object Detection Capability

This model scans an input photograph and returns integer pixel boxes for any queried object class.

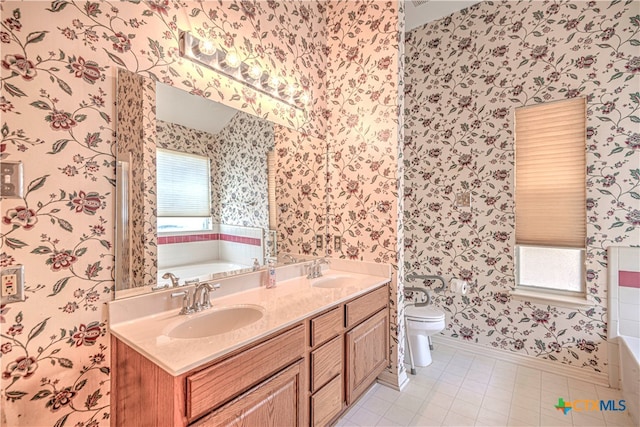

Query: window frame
[512,98,591,306]
[156,148,212,234]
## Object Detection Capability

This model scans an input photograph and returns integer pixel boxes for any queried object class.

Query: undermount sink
[311,275,355,288]
[166,305,265,339]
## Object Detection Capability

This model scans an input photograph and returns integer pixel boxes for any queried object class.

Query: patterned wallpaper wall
[405,0,639,375]
[274,125,327,256]
[0,1,327,425]
[216,111,274,229]
[325,0,406,384]
[158,111,275,230]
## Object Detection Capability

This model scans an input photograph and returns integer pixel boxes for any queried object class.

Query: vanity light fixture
[179,30,308,111]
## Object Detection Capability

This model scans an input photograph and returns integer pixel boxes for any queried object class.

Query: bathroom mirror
[115,70,322,298]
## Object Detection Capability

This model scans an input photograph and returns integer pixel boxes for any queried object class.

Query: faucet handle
[195,282,220,311]
[171,289,195,315]
[162,272,181,287]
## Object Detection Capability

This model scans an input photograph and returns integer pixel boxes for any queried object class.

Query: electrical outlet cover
[1,265,25,303]
[2,274,17,296]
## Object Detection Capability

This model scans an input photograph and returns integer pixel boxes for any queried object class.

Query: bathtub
[157,261,251,286]
[608,246,640,426]
[619,335,640,426]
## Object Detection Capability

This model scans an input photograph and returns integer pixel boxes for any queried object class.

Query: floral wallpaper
[325,0,406,384]
[274,125,327,257]
[404,0,639,375]
[116,68,157,290]
[0,1,327,425]
[158,111,275,230]
[216,111,274,229]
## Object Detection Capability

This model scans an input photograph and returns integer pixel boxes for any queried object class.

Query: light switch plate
[334,236,342,252]
[1,265,25,304]
[455,192,471,208]
[1,160,24,198]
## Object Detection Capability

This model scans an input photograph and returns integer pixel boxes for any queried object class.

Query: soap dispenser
[266,258,276,289]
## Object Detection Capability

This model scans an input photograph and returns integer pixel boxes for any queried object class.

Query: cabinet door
[193,361,304,426]
[345,309,388,405]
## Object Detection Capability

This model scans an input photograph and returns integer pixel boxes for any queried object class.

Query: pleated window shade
[156,148,211,217]
[515,97,586,248]
[267,151,277,230]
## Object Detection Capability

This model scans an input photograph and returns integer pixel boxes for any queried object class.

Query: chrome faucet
[171,282,221,315]
[162,272,180,287]
[306,258,329,279]
[171,289,195,315]
[193,282,220,312]
[281,254,298,264]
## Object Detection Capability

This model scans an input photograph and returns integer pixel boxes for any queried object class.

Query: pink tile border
[157,233,260,246]
[219,233,261,246]
[619,271,640,288]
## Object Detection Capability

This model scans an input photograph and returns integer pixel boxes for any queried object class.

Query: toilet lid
[405,305,445,321]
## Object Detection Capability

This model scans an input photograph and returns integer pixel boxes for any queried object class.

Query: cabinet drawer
[310,306,342,347]
[186,324,305,421]
[345,285,388,328]
[194,361,304,427]
[311,374,343,427]
[310,335,342,393]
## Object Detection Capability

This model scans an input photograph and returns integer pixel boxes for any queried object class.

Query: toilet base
[408,332,433,367]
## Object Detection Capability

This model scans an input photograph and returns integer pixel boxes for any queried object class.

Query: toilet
[405,304,446,367]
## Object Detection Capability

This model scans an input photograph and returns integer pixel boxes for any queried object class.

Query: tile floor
[336,343,634,427]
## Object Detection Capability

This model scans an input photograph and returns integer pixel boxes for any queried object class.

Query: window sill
[509,289,596,309]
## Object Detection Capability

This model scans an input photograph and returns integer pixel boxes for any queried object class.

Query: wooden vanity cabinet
[111,282,390,427]
[192,360,304,426]
[111,324,306,427]
[308,308,344,426]
[307,283,389,426]
[345,308,389,404]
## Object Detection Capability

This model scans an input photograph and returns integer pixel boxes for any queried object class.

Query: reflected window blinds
[157,148,211,217]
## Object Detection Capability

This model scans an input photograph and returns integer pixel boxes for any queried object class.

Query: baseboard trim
[377,368,410,391]
[431,335,610,387]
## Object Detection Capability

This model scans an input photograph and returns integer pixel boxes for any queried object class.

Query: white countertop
[108,260,391,376]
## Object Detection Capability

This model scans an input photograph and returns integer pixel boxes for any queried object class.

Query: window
[514,97,586,296]
[156,148,212,232]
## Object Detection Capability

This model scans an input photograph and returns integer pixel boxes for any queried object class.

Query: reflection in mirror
[155,81,276,286]
[115,69,326,299]
[116,70,280,296]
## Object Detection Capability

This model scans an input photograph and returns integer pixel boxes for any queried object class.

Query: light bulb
[198,39,216,56]
[285,84,296,97]
[225,52,241,68]
[248,65,262,80]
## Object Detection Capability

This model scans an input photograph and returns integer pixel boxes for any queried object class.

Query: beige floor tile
[395,394,427,413]
[456,387,485,407]
[349,407,383,427]
[376,417,400,427]
[432,381,459,397]
[571,410,608,426]
[449,401,481,420]
[384,403,417,426]
[409,413,444,426]
[439,371,466,387]
[424,392,456,410]
[361,395,395,417]
[442,411,476,427]
[479,397,512,416]
[476,406,509,425]
[603,409,636,427]
[416,400,450,422]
